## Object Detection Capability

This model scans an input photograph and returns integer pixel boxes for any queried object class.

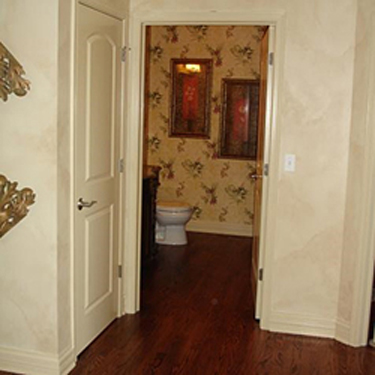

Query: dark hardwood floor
[2,232,375,374]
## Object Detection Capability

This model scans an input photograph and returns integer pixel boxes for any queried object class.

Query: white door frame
[346,12,375,346]
[123,9,286,330]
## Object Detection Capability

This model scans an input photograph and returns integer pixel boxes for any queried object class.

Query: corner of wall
[0,345,75,375]
[57,0,75,361]
[336,4,375,347]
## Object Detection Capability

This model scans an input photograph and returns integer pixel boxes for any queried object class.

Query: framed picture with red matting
[170,59,212,138]
[219,79,260,160]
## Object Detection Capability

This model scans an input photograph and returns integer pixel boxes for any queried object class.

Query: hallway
[66,233,375,374]
[3,233,374,374]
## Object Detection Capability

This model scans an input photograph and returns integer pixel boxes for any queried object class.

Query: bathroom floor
[2,233,375,375]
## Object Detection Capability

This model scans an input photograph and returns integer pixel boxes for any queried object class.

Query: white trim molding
[267,312,336,339]
[267,314,354,345]
[78,0,128,19]
[58,346,76,375]
[345,11,375,347]
[335,318,351,345]
[124,8,286,320]
[0,346,75,375]
[131,9,286,25]
[187,220,252,237]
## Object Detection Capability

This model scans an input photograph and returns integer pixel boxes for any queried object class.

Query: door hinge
[259,268,263,281]
[121,46,127,62]
[121,46,130,62]
[118,265,123,278]
[264,163,269,177]
[268,52,274,66]
[118,158,124,173]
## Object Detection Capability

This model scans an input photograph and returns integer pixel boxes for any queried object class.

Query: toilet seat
[156,201,191,213]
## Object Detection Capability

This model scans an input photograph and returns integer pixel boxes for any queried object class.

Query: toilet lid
[157,200,191,212]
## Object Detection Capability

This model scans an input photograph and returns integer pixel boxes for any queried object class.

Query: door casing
[123,9,286,332]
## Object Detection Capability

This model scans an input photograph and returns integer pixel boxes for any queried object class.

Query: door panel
[75,4,122,355]
[251,27,269,319]
[84,206,114,310]
[86,36,116,181]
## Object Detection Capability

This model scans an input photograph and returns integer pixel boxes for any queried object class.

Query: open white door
[250,27,271,320]
[74,3,122,355]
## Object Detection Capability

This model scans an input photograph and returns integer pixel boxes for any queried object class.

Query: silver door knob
[250,174,263,181]
[77,197,97,211]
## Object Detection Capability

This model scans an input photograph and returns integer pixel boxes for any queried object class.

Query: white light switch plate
[284,154,296,172]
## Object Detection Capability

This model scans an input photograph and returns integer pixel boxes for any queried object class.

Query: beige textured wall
[146,25,263,230]
[133,0,357,333]
[0,0,130,370]
[0,0,368,369]
[57,0,74,357]
[0,0,59,355]
[268,0,355,328]
[339,0,375,332]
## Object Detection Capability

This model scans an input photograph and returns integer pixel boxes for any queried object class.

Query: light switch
[284,154,296,172]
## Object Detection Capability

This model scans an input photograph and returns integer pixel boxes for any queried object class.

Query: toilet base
[155,224,188,245]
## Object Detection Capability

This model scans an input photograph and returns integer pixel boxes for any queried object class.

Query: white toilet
[155,201,193,245]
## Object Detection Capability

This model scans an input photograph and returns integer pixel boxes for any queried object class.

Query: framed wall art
[219,79,260,160]
[170,58,213,139]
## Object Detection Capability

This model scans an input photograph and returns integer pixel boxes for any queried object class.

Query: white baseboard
[59,346,76,375]
[0,345,76,375]
[335,318,351,345]
[266,311,336,339]
[186,220,252,237]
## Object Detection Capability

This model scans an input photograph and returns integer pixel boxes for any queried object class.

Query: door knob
[250,174,263,181]
[77,197,97,211]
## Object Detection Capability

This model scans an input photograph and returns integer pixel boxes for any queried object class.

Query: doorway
[122,10,283,327]
[139,23,274,319]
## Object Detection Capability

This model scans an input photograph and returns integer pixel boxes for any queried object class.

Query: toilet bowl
[155,201,192,245]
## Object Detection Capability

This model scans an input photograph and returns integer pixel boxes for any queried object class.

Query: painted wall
[132,0,357,336]
[57,0,75,363]
[0,0,130,372]
[338,0,375,341]
[0,0,59,360]
[146,25,264,234]
[0,1,370,373]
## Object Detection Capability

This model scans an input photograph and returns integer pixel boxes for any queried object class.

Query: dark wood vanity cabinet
[141,165,160,264]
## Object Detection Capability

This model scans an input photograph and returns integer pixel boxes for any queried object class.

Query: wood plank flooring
[1,233,375,374]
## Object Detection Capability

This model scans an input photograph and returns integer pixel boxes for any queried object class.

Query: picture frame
[219,79,260,160]
[170,58,213,139]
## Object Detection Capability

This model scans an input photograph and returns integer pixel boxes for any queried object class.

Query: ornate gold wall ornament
[0,42,31,101]
[0,174,36,238]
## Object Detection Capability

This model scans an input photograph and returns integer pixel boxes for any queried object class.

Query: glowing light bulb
[185,64,201,73]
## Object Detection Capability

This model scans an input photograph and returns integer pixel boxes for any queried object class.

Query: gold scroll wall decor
[1,43,35,238]
[0,175,36,238]
[0,42,31,101]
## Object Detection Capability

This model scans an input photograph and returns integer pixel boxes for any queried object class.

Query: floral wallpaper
[145,25,265,232]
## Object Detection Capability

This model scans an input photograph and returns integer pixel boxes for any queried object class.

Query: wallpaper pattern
[146,25,264,230]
